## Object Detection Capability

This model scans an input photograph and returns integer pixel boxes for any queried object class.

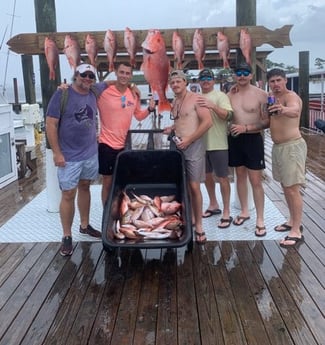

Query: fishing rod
[0,25,8,50]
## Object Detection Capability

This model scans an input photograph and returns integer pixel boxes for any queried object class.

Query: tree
[266,59,298,73]
[315,58,325,69]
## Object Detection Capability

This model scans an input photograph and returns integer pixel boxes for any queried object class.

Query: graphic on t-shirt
[75,104,94,126]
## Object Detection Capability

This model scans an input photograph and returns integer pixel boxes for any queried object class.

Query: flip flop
[255,225,267,237]
[280,235,304,248]
[195,231,207,244]
[233,215,250,226]
[274,224,304,232]
[218,216,233,229]
[202,208,222,218]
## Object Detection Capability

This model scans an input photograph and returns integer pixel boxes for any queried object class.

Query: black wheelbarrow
[101,129,193,251]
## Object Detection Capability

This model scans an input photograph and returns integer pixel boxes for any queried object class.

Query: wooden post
[34,0,61,116]
[236,0,256,83]
[21,54,36,104]
[299,51,310,128]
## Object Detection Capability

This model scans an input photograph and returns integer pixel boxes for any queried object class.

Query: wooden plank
[206,242,247,344]
[7,25,293,55]
[0,242,60,345]
[255,242,320,345]
[192,244,224,345]
[177,248,201,345]
[156,248,178,345]
[220,242,272,345]
[235,242,294,345]
[42,242,103,344]
[88,248,131,344]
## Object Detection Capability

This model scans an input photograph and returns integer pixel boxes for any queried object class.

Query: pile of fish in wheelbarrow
[114,191,184,240]
[102,134,192,251]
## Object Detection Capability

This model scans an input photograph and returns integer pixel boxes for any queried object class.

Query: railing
[309,99,325,130]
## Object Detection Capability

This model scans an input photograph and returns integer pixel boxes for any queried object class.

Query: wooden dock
[0,128,324,345]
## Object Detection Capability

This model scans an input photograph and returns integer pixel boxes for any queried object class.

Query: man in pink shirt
[97,62,156,205]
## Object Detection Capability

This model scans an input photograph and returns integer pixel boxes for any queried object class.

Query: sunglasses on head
[199,76,213,81]
[79,72,96,79]
[121,95,126,108]
[235,70,250,77]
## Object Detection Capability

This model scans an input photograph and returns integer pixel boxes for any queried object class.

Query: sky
[0,0,324,99]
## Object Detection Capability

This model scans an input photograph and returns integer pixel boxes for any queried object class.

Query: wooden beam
[7,25,292,55]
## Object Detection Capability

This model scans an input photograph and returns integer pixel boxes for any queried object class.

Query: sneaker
[60,236,73,256]
[79,224,101,238]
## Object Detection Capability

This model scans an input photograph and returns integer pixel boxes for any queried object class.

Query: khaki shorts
[272,137,307,187]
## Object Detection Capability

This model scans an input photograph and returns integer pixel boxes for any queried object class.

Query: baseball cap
[198,68,214,79]
[234,62,252,73]
[169,70,188,82]
[76,63,97,76]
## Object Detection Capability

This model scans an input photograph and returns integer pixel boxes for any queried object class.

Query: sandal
[218,216,233,229]
[202,208,222,218]
[255,225,267,237]
[233,215,250,226]
[280,235,304,248]
[195,231,207,244]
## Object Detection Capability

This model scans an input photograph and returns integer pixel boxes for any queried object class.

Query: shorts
[185,155,206,182]
[98,143,124,176]
[272,137,307,187]
[57,153,98,191]
[228,133,265,170]
[206,150,229,177]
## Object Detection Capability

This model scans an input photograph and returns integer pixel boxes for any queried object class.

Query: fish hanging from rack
[239,28,252,66]
[141,29,171,113]
[172,31,184,69]
[124,27,137,67]
[85,33,98,67]
[44,36,59,80]
[104,29,117,72]
[63,34,81,70]
[192,28,205,70]
[217,31,230,69]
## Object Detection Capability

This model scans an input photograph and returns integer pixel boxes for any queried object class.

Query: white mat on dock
[0,184,286,243]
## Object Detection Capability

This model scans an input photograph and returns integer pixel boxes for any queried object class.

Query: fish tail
[49,70,56,80]
[198,61,204,69]
[158,100,171,114]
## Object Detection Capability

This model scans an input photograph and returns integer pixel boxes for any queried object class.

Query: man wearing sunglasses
[46,63,103,256]
[196,68,234,229]
[96,62,156,206]
[227,62,269,237]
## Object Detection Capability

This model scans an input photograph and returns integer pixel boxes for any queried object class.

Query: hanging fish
[239,28,252,66]
[217,31,230,69]
[103,29,117,72]
[172,31,184,69]
[44,36,59,80]
[141,29,171,113]
[192,28,205,70]
[85,33,98,67]
[63,34,81,70]
[124,27,137,67]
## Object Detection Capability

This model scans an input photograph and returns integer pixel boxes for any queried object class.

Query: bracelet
[245,124,248,133]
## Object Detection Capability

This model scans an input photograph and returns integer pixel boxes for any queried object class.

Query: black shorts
[228,133,265,170]
[98,143,124,176]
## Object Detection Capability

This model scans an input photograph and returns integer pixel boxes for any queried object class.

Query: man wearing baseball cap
[46,63,103,256]
[196,68,234,228]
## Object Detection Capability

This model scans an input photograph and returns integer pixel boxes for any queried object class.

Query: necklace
[170,91,187,121]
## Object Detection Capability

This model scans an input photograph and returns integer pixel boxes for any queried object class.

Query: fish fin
[158,100,171,113]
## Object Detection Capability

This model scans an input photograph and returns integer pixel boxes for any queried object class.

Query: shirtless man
[228,62,269,237]
[163,70,212,244]
[267,68,306,247]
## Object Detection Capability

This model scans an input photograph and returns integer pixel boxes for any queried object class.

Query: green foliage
[315,58,325,69]
[266,59,298,73]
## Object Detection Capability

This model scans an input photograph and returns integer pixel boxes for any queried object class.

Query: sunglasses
[79,72,96,79]
[199,76,213,81]
[235,70,250,77]
[121,95,126,108]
